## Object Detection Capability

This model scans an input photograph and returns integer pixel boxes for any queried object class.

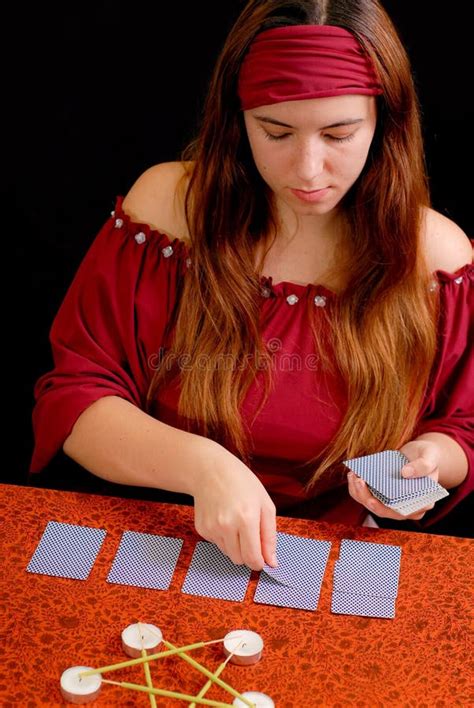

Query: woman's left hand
[347,439,441,521]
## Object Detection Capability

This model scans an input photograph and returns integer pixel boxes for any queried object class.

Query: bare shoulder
[121,161,194,243]
[421,207,473,273]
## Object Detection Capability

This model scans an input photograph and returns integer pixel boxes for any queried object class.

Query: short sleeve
[29,197,189,474]
[413,251,474,525]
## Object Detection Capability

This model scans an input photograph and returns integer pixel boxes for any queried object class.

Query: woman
[30,0,473,569]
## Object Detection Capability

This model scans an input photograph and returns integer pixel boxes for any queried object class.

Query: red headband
[238,25,383,110]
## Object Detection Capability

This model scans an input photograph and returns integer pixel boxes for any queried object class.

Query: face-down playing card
[107,531,183,590]
[331,539,402,619]
[181,542,251,601]
[26,521,106,580]
[254,532,331,611]
[343,450,448,514]
[331,591,396,619]
[339,539,402,569]
[333,559,398,598]
[338,539,401,600]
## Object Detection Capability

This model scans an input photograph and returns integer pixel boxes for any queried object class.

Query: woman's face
[243,94,377,218]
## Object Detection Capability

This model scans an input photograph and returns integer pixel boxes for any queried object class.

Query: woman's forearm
[415,431,469,488]
[62,395,222,494]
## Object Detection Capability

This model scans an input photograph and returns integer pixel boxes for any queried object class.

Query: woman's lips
[290,187,331,203]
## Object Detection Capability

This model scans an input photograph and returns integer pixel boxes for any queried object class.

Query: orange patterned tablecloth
[1,483,473,707]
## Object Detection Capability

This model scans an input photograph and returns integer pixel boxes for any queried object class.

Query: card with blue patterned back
[107,530,183,590]
[181,542,251,601]
[27,521,106,580]
[254,532,331,611]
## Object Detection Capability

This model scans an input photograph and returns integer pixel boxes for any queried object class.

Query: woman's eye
[326,133,356,143]
[263,132,289,141]
[263,131,357,143]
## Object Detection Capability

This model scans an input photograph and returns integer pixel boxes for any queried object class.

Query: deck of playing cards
[343,450,449,515]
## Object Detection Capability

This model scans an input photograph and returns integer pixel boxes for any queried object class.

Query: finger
[346,471,364,503]
[347,472,378,511]
[399,440,436,479]
[239,516,265,571]
[347,473,380,514]
[401,456,438,480]
[347,472,377,510]
[348,473,408,520]
[260,503,277,568]
[220,531,244,566]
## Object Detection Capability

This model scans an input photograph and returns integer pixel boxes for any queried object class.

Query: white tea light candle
[60,666,102,704]
[223,630,264,666]
[122,623,163,658]
[233,691,275,707]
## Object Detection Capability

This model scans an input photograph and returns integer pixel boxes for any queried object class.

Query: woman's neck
[253,200,352,291]
[273,199,346,250]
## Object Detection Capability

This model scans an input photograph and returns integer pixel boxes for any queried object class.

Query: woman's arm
[346,212,472,522]
[63,395,277,570]
[63,395,220,494]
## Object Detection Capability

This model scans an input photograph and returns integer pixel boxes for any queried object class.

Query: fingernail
[403,466,414,477]
[271,554,278,568]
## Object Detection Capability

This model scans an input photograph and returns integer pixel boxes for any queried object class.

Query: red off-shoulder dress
[30,198,474,526]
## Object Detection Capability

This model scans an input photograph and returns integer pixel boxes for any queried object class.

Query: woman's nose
[294,140,324,185]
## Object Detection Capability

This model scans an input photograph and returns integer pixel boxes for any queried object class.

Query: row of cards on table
[27,521,402,619]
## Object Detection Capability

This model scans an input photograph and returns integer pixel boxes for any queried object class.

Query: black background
[6,2,473,534]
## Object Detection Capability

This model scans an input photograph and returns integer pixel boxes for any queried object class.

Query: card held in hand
[343,449,448,515]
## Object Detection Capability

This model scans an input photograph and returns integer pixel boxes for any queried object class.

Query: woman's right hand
[191,445,277,571]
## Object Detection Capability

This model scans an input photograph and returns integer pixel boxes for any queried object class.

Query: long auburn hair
[146,0,439,488]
